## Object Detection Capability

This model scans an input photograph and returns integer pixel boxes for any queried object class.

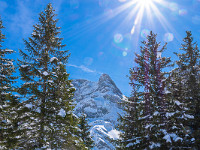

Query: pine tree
[118,31,174,149]
[117,81,143,149]
[78,113,94,149]
[164,71,194,149]
[18,4,85,149]
[0,16,21,149]
[171,31,200,149]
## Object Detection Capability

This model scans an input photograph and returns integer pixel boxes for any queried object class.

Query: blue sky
[0,0,200,96]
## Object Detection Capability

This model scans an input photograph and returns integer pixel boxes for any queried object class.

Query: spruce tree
[171,31,200,149]
[0,17,21,149]
[18,4,85,149]
[118,31,174,149]
[166,70,194,149]
[117,84,143,149]
[78,113,94,149]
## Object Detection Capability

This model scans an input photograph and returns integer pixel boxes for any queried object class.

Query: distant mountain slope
[72,74,124,150]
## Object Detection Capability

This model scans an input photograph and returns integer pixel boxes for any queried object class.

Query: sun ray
[116,3,141,32]
[131,3,145,35]
[150,3,171,31]
[129,0,158,35]
[114,0,181,46]
[64,0,179,47]
[62,1,137,41]
[150,2,182,42]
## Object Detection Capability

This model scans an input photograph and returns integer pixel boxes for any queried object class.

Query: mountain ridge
[72,73,124,150]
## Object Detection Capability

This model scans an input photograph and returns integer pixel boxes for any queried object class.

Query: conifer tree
[171,31,200,149]
[18,4,85,149]
[117,85,143,149]
[118,31,174,149]
[78,113,94,149]
[0,17,21,149]
[165,71,194,149]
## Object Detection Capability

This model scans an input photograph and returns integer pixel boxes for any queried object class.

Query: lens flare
[122,51,128,56]
[114,33,123,43]
[168,2,178,11]
[164,33,174,42]
[179,9,187,16]
[141,29,150,38]
[113,34,131,51]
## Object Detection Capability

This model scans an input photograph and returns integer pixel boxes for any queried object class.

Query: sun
[101,0,174,40]
[126,0,167,34]
[136,0,163,7]
[137,0,154,8]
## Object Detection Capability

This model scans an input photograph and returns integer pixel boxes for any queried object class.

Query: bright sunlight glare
[129,0,167,35]
[137,0,154,7]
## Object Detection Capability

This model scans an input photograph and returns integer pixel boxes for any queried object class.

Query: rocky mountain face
[72,74,124,150]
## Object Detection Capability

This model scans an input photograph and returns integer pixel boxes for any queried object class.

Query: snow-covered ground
[72,74,124,150]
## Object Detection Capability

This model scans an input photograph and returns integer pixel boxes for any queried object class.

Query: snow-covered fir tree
[18,4,86,149]
[78,113,94,149]
[117,84,143,149]
[118,31,176,149]
[169,31,200,149]
[0,17,22,149]
[165,70,194,149]
[117,60,141,150]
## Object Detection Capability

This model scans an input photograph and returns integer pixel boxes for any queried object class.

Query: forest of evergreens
[117,31,200,149]
[0,3,199,150]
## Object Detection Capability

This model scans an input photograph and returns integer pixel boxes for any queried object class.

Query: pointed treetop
[0,17,5,46]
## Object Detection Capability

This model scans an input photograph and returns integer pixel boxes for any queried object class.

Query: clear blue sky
[0,0,200,96]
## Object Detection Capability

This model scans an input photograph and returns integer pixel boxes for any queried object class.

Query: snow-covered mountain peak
[98,73,113,84]
[98,73,122,96]
[72,74,124,150]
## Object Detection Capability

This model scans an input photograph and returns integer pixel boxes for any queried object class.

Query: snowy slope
[72,74,124,150]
